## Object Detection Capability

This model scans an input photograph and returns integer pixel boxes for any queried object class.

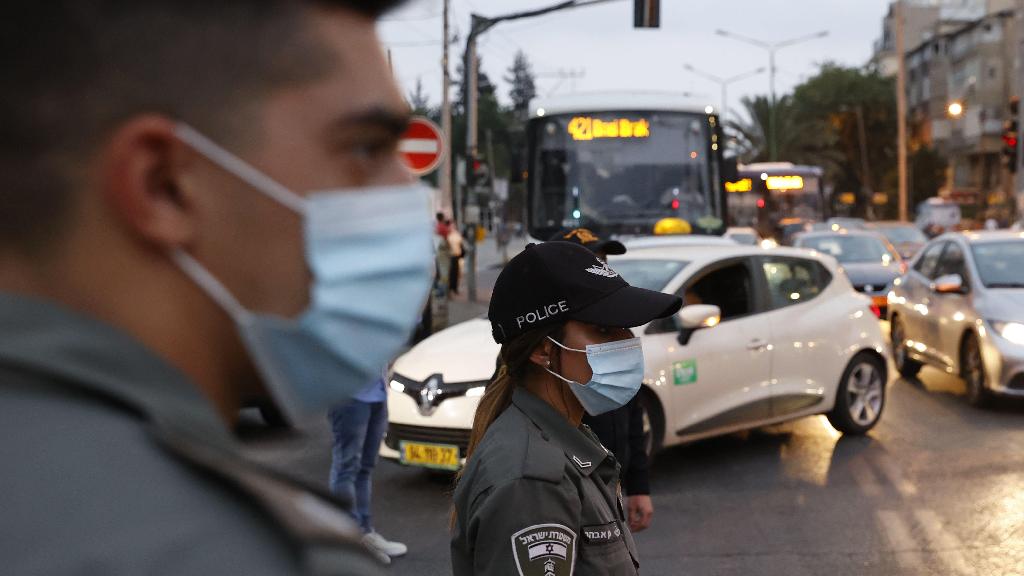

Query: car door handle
[747,339,769,351]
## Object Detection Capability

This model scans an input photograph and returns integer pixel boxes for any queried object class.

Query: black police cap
[488,241,682,344]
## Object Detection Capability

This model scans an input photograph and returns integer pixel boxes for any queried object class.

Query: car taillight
[870,304,882,318]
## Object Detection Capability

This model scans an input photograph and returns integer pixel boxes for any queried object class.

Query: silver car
[888,231,1024,406]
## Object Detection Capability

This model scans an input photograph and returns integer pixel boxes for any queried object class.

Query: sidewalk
[446,234,529,326]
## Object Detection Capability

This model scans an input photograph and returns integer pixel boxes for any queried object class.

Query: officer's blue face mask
[171,124,434,422]
[543,335,645,416]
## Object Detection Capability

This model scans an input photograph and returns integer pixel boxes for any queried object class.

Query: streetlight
[947,100,964,118]
[683,63,766,124]
[715,28,829,161]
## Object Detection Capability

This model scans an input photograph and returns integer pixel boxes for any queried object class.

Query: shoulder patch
[511,523,576,576]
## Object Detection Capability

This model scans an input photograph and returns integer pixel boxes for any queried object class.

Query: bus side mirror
[721,157,739,184]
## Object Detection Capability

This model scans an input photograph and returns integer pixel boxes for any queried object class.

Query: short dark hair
[0,0,404,252]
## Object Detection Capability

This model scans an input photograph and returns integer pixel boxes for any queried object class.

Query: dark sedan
[794,230,904,317]
[869,221,928,259]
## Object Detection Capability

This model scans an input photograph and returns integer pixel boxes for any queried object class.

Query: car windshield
[878,225,926,245]
[611,259,688,291]
[971,241,1024,288]
[798,235,891,264]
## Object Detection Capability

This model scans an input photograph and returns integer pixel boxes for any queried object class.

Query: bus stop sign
[399,117,446,176]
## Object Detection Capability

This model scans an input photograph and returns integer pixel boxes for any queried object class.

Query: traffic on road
[7,1,1024,576]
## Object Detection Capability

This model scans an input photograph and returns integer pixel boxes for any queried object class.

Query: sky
[379,0,894,123]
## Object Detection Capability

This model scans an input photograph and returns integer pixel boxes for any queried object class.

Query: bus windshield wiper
[986,282,1024,288]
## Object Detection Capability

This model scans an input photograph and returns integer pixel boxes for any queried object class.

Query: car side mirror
[677,304,722,345]
[932,273,965,294]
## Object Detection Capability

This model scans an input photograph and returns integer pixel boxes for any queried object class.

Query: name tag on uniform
[582,521,622,545]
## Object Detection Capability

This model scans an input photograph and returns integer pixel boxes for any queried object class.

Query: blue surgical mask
[172,124,434,422]
[544,336,645,416]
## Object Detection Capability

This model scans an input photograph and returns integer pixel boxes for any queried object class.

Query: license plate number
[400,441,460,470]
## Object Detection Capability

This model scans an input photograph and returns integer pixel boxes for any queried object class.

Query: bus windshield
[529,111,723,239]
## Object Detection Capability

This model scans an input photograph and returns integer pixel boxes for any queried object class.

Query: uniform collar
[0,292,235,448]
[511,387,608,476]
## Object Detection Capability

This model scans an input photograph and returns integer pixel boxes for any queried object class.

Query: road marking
[871,455,919,497]
[850,457,882,497]
[877,510,925,571]
[915,509,974,576]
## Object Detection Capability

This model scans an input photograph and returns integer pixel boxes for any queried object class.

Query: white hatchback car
[382,244,889,470]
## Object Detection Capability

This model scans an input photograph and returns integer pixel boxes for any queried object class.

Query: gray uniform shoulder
[0,381,297,575]
[458,403,567,504]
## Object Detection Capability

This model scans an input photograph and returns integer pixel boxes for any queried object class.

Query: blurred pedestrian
[0,2,428,575]
[550,228,654,532]
[448,220,465,294]
[436,211,451,237]
[451,242,682,575]
[328,373,408,564]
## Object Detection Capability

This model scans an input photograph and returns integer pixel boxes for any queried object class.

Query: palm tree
[728,95,839,170]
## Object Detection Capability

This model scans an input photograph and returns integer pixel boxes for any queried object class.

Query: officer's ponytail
[450,322,565,529]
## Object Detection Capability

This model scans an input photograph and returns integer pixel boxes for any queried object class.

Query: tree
[505,50,536,120]
[791,64,898,217]
[408,77,432,116]
[728,95,829,167]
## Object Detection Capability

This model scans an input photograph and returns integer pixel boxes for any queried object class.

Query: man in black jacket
[548,228,654,532]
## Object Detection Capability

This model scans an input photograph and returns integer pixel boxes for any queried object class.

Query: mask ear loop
[174,123,307,215]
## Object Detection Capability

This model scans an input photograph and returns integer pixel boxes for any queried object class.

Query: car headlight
[990,321,1024,346]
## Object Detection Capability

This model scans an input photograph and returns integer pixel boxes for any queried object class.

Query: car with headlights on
[888,231,1024,406]
[794,230,904,318]
[382,244,889,470]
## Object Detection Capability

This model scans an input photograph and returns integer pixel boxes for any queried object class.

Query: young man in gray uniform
[0,1,429,575]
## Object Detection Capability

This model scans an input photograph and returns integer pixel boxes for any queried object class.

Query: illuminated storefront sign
[725,178,753,193]
[765,175,804,191]
[568,117,651,141]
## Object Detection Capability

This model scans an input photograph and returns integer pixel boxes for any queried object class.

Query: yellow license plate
[400,441,460,470]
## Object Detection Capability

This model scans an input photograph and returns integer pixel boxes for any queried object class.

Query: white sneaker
[363,531,408,558]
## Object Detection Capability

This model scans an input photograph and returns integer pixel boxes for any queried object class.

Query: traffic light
[1004,97,1019,174]
[634,0,660,28]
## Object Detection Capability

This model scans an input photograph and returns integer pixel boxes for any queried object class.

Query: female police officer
[451,241,682,576]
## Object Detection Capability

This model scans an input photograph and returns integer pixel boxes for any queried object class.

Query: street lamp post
[714,28,828,161]
[683,64,766,124]
[460,0,624,302]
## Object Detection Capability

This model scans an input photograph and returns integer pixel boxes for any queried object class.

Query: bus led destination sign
[568,116,651,141]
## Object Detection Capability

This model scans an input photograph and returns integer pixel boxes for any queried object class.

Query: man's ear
[529,338,554,370]
[100,115,199,250]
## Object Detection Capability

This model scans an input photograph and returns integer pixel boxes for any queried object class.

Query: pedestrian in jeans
[328,375,407,563]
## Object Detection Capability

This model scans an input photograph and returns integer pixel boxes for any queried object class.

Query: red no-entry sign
[399,117,446,176]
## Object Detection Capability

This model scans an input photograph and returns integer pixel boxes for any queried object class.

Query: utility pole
[460,0,623,302]
[439,0,453,218]
[855,105,875,220]
[896,0,909,221]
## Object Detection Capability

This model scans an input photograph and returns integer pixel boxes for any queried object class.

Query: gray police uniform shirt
[0,294,385,576]
[451,387,640,576]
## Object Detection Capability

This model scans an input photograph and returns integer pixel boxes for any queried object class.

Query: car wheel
[827,353,886,435]
[637,390,663,459]
[961,333,992,408]
[891,317,922,379]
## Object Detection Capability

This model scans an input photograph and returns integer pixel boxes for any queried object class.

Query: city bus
[726,162,826,241]
[525,93,732,240]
